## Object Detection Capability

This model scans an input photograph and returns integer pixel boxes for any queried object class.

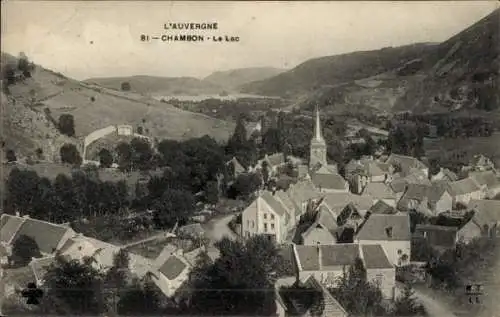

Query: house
[226,157,245,180]
[252,153,287,177]
[149,247,192,298]
[301,206,338,245]
[286,179,322,218]
[367,200,397,215]
[448,178,484,207]
[310,172,349,193]
[385,154,428,177]
[413,224,459,252]
[292,243,396,299]
[0,214,75,256]
[362,182,397,207]
[431,168,458,182]
[467,199,500,238]
[30,255,57,285]
[355,214,411,266]
[469,154,496,172]
[321,193,375,218]
[397,183,452,216]
[468,171,500,198]
[346,159,393,194]
[241,190,293,243]
[276,275,348,317]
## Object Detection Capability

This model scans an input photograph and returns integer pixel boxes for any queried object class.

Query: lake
[152,93,280,102]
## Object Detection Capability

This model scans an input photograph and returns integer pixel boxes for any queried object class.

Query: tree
[43,255,105,315]
[130,137,153,171]
[105,249,130,290]
[393,282,426,316]
[17,52,32,77]
[3,62,16,86]
[329,257,385,316]
[204,180,219,205]
[261,160,270,184]
[121,81,131,91]
[58,114,75,137]
[117,278,163,316]
[152,189,195,229]
[60,144,82,165]
[187,235,280,316]
[98,148,113,168]
[6,168,41,215]
[11,234,42,266]
[6,149,17,162]
[231,173,262,200]
[116,142,133,172]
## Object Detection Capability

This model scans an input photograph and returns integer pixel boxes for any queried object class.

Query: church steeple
[309,104,327,168]
[314,103,324,142]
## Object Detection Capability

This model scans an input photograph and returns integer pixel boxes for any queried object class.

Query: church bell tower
[309,104,327,168]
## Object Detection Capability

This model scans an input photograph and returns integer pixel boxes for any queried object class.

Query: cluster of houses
[1,105,499,317]
[230,106,500,316]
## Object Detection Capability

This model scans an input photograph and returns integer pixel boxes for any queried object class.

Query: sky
[1,1,498,80]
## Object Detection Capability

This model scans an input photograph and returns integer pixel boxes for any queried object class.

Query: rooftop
[361,245,393,269]
[158,255,187,280]
[357,214,410,241]
[311,173,347,191]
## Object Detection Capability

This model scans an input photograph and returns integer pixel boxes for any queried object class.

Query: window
[271,223,275,230]
[271,214,275,220]
[247,220,250,228]
[264,213,267,219]
[252,220,255,228]
[397,249,402,255]
[264,223,268,232]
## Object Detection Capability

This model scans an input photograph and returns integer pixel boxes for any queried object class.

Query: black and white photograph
[1,1,499,316]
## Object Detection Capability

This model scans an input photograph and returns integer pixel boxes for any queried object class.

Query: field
[424,132,500,167]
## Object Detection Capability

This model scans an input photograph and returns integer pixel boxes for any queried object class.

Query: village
[1,104,499,316]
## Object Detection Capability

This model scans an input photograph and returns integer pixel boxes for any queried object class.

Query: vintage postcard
[1,1,499,316]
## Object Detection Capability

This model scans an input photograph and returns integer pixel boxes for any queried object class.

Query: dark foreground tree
[186,235,281,316]
[43,255,105,315]
[117,278,163,316]
[11,234,42,266]
[393,282,426,316]
[152,189,195,229]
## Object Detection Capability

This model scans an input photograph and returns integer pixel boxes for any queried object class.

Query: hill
[1,53,235,161]
[204,67,286,91]
[240,43,437,98]
[84,75,224,96]
[394,8,500,115]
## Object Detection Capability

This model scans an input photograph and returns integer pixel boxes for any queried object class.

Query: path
[203,213,238,243]
[122,230,176,249]
[412,287,458,317]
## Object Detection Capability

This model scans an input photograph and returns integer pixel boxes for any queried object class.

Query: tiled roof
[321,244,359,268]
[401,184,430,201]
[361,245,393,269]
[427,182,450,207]
[302,275,348,317]
[274,190,299,218]
[362,183,395,200]
[357,214,410,241]
[30,255,57,282]
[469,171,499,188]
[261,191,288,219]
[287,179,321,206]
[266,153,286,167]
[294,245,320,271]
[10,216,73,254]
[448,178,481,196]
[468,199,500,227]
[159,255,187,280]
[311,173,347,191]
[390,178,408,193]
[0,214,25,244]
[386,154,427,176]
[368,200,397,214]
[323,193,374,212]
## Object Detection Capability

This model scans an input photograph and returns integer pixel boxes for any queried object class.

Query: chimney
[317,243,323,270]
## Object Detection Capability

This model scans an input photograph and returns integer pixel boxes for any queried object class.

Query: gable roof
[468,199,500,227]
[322,193,374,212]
[469,171,499,188]
[361,244,393,269]
[368,200,397,215]
[401,184,431,201]
[158,255,188,280]
[362,183,395,200]
[357,214,410,241]
[274,190,299,218]
[227,157,245,173]
[266,153,286,167]
[30,255,57,283]
[386,154,427,175]
[448,178,481,196]
[261,191,288,219]
[311,173,347,191]
[0,214,25,244]
[9,216,73,254]
[287,179,321,206]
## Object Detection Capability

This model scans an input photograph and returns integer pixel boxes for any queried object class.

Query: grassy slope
[1,53,234,146]
[84,75,223,96]
[394,9,500,114]
[240,43,436,98]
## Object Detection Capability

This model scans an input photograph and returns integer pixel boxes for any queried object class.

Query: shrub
[60,143,82,165]
[11,234,42,266]
[6,149,17,162]
[58,114,75,137]
[98,148,113,168]
[121,82,131,91]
